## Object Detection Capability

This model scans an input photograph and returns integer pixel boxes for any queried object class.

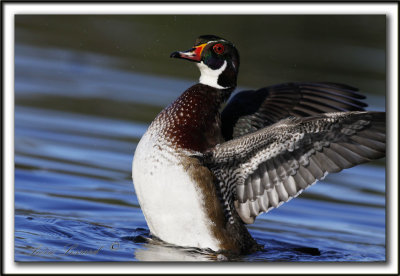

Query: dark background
[16,15,386,94]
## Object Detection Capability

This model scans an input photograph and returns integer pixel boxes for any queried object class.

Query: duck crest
[153,83,233,152]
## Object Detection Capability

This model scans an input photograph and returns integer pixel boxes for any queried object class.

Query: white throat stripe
[198,61,228,89]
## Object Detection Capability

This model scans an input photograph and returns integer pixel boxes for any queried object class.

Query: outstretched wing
[204,111,385,224]
[221,82,368,140]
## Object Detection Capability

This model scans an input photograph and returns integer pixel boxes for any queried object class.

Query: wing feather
[205,111,385,224]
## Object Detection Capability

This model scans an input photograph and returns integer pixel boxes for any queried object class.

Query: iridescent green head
[170,35,240,89]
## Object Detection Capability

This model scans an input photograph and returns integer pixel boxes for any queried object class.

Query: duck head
[170,35,240,89]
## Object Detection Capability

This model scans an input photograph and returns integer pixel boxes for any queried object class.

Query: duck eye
[213,43,225,55]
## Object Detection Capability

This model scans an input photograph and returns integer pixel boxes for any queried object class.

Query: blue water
[14,42,386,262]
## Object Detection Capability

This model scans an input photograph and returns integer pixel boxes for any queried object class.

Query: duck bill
[170,43,207,62]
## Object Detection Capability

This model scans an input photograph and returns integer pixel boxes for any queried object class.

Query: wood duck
[132,35,386,254]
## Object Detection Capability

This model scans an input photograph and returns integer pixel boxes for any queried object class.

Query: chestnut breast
[154,83,228,152]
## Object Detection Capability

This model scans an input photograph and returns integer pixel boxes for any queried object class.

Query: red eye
[213,43,225,54]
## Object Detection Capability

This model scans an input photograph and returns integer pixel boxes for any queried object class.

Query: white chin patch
[197,61,228,89]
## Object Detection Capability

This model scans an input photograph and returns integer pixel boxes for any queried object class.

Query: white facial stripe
[206,40,226,45]
[197,60,228,89]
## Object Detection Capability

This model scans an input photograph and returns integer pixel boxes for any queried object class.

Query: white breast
[132,129,220,251]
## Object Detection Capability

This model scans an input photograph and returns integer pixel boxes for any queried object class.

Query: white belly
[132,130,220,251]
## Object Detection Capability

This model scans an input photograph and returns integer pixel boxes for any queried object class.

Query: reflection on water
[14,15,386,262]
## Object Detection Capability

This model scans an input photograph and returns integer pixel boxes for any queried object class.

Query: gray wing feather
[205,111,385,224]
